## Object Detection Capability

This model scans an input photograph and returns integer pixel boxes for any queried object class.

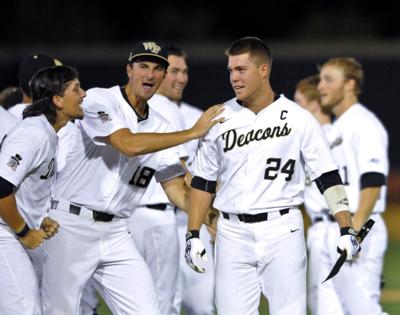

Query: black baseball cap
[18,53,59,97]
[128,41,169,69]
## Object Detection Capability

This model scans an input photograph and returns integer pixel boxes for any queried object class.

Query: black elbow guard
[360,172,386,189]
[0,177,15,198]
[315,170,343,194]
[191,176,217,193]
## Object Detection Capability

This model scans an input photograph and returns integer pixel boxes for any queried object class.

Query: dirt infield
[382,289,400,302]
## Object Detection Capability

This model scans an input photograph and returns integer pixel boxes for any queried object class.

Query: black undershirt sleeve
[360,172,386,189]
[191,176,217,193]
[0,176,15,199]
[314,170,343,194]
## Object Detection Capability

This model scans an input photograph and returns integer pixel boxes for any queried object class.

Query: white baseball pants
[215,208,306,315]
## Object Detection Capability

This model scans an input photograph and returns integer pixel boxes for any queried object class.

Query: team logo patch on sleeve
[97,111,112,123]
[7,154,22,171]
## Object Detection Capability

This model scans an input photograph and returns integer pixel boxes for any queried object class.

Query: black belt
[222,208,289,223]
[50,200,115,222]
[313,213,335,224]
[146,203,168,211]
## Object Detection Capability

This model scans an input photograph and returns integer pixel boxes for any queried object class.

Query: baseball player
[8,53,59,118]
[128,91,187,315]
[154,45,216,315]
[185,37,359,315]
[318,57,389,315]
[40,40,223,315]
[0,65,84,315]
[294,75,345,315]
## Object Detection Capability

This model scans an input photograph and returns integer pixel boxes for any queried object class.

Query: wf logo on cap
[142,42,161,54]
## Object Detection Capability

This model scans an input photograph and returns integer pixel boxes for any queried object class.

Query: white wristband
[323,184,351,215]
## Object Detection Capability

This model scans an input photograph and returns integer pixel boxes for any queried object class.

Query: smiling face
[126,60,166,103]
[227,53,268,103]
[53,78,85,120]
[158,55,188,102]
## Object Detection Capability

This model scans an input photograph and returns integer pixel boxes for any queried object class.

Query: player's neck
[244,89,276,114]
[123,85,148,117]
[333,95,358,118]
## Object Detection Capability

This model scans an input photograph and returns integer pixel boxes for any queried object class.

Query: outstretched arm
[106,104,224,157]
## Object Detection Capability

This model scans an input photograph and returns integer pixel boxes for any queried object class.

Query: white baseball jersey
[52,86,184,217]
[0,115,57,228]
[7,102,27,119]
[330,103,389,213]
[192,95,337,214]
[179,102,203,168]
[138,93,187,206]
[0,106,19,144]
[303,123,333,216]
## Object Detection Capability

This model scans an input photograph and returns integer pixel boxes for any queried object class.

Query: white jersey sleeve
[300,112,337,181]
[80,88,132,145]
[0,126,41,187]
[0,116,57,228]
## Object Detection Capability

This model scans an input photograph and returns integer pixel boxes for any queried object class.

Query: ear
[52,95,63,110]
[259,63,270,79]
[126,63,133,77]
[344,78,356,92]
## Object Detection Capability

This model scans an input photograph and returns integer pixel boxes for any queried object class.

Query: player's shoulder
[145,106,171,132]
[7,115,54,147]
[345,104,387,132]
[83,86,121,107]
[149,93,181,116]
[180,102,203,116]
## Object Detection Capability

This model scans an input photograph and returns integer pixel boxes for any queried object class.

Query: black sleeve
[0,176,15,198]
[360,172,386,189]
[191,176,217,193]
[314,170,343,194]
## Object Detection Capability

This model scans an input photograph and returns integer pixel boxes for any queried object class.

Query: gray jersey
[0,115,57,228]
[192,95,338,214]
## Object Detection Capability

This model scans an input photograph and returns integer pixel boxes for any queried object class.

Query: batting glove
[337,227,361,261]
[185,230,208,273]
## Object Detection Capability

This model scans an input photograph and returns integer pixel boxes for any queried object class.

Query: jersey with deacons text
[330,103,389,213]
[191,95,337,214]
[0,115,57,228]
[52,86,183,217]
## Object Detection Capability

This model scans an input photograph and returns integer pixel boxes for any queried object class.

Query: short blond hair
[320,57,364,96]
[295,74,320,102]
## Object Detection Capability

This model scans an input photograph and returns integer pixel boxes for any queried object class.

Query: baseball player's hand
[337,227,360,261]
[19,229,47,249]
[185,230,208,273]
[189,104,225,138]
[40,216,59,239]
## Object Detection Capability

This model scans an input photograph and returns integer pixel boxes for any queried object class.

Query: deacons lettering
[222,123,292,152]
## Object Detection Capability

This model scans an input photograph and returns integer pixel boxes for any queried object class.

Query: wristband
[15,223,30,238]
[186,230,200,241]
[340,227,356,236]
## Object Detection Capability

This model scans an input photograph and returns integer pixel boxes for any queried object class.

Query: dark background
[1,0,399,167]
